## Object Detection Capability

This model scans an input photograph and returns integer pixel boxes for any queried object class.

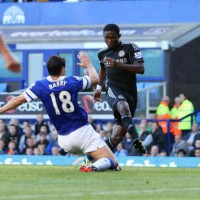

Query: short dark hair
[47,55,65,76]
[103,24,120,35]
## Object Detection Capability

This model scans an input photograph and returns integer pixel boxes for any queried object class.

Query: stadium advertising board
[0,92,113,119]
[0,155,199,168]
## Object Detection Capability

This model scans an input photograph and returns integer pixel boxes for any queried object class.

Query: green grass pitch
[0,165,199,200]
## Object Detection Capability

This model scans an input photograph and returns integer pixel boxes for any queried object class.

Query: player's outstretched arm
[0,33,21,73]
[77,51,99,86]
[0,94,27,114]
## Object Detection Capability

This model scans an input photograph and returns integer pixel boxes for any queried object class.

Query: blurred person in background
[137,120,153,152]
[93,23,147,155]
[45,128,60,155]
[178,93,194,138]
[194,148,200,157]
[5,124,20,151]
[0,139,6,154]
[9,118,23,137]
[51,146,60,156]
[156,96,172,135]
[0,120,8,143]
[19,125,35,153]
[151,121,166,153]
[177,149,187,157]
[34,114,50,135]
[185,122,199,155]
[170,96,181,138]
[149,145,160,157]
[114,142,128,156]
[6,140,19,155]
[170,135,188,157]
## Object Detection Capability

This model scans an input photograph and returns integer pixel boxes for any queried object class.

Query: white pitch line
[0,187,199,200]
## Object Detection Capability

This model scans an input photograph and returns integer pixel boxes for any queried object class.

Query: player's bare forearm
[0,94,27,114]
[87,63,99,86]
[98,68,106,86]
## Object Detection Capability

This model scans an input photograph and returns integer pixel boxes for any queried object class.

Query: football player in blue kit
[0,52,119,172]
[94,24,148,155]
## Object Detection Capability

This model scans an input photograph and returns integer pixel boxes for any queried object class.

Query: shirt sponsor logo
[2,6,25,24]
[118,50,125,57]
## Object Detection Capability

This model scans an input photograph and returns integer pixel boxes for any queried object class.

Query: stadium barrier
[0,155,199,168]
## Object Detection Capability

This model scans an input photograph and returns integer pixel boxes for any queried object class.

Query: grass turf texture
[0,166,199,200]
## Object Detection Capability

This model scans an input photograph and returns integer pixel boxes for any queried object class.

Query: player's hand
[103,57,118,67]
[77,51,92,68]
[93,90,102,102]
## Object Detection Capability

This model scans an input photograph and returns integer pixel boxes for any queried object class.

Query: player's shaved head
[103,24,120,35]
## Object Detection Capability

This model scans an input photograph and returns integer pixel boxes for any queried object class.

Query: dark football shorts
[106,86,137,125]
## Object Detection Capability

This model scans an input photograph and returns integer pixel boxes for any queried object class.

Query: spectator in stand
[156,96,171,135]
[45,128,60,155]
[0,120,8,143]
[194,148,200,157]
[177,149,187,157]
[137,120,153,152]
[34,114,50,135]
[170,96,182,138]
[98,130,107,141]
[137,118,151,133]
[95,123,103,133]
[25,147,33,155]
[104,121,114,136]
[149,145,160,157]
[6,140,19,155]
[33,147,40,155]
[21,120,31,133]
[51,146,60,156]
[36,124,51,142]
[114,142,128,156]
[151,121,166,153]
[5,124,20,150]
[159,150,167,157]
[37,143,46,155]
[9,118,23,137]
[170,135,188,157]
[185,122,199,154]
[19,125,35,154]
[0,139,6,154]
[178,93,194,138]
[36,132,49,148]
[122,132,135,156]
[22,137,36,154]
[189,139,200,157]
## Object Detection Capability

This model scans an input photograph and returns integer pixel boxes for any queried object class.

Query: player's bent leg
[105,125,126,152]
[87,145,119,172]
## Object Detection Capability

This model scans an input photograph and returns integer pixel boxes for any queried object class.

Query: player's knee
[116,101,130,115]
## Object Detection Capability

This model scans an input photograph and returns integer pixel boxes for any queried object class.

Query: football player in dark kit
[94,24,147,155]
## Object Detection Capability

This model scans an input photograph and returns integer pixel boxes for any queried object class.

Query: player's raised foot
[79,166,97,172]
[133,138,148,154]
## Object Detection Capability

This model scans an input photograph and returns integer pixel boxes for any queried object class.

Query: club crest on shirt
[118,95,125,100]
[118,50,125,57]
[134,52,142,59]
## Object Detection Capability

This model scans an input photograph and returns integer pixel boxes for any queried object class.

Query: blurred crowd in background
[0,92,200,158]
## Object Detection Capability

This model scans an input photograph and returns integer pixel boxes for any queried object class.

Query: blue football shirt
[23,75,91,135]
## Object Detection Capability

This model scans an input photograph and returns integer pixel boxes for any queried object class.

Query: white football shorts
[58,124,106,155]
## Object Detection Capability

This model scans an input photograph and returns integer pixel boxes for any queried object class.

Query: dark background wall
[167,36,200,109]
